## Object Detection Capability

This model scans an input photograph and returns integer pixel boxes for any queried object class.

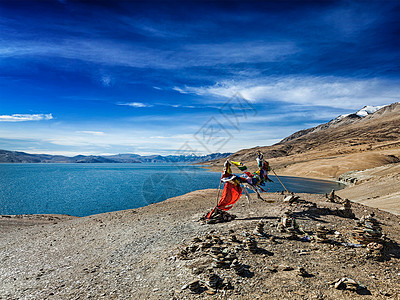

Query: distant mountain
[208,101,400,164]
[0,149,231,164]
[105,152,232,163]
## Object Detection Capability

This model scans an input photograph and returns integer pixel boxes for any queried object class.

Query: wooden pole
[272,169,289,192]
[215,180,222,206]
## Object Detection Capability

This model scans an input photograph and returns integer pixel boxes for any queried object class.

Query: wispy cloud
[0,114,53,122]
[0,39,298,70]
[76,131,105,136]
[117,102,153,108]
[175,76,400,109]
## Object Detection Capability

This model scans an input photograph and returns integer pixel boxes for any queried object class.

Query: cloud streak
[118,102,153,108]
[0,114,53,122]
[175,76,400,109]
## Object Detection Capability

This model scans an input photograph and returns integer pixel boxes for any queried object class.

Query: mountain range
[0,150,231,164]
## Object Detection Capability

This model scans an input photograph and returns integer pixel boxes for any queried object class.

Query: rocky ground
[337,163,400,216]
[1,190,400,299]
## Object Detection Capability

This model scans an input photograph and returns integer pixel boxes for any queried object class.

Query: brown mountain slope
[207,102,400,180]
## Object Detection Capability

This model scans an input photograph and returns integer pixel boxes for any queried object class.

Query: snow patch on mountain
[335,114,350,121]
[355,105,387,117]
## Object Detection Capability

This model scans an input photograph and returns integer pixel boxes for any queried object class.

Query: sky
[0,0,399,156]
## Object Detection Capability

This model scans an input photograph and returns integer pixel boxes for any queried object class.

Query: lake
[0,163,345,217]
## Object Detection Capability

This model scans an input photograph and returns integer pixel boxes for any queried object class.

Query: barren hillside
[1,190,400,299]
[208,102,400,176]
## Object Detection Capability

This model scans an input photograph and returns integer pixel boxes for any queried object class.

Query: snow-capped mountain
[279,103,395,144]
[334,104,388,121]
[355,105,388,117]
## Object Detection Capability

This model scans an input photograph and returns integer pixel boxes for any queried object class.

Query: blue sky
[0,0,399,156]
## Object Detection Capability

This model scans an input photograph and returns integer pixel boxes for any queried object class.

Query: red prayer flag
[207,182,242,219]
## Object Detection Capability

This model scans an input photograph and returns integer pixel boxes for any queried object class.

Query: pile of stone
[206,272,220,290]
[230,259,245,275]
[186,280,203,294]
[277,211,300,239]
[283,194,300,204]
[229,234,240,243]
[277,211,295,230]
[253,221,265,236]
[244,236,258,253]
[210,246,238,268]
[286,227,299,240]
[366,242,384,261]
[352,213,383,244]
[314,224,329,243]
[204,208,236,224]
[333,277,359,291]
[336,199,355,218]
[326,189,343,203]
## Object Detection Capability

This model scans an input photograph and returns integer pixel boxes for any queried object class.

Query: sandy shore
[1,189,400,299]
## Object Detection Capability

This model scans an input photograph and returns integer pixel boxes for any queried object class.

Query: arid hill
[208,102,400,173]
[205,102,400,214]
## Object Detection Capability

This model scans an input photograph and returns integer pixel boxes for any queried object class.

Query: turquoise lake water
[0,163,345,217]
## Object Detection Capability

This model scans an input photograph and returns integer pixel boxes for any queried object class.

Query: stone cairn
[210,246,238,268]
[277,211,299,239]
[315,223,329,243]
[336,199,355,218]
[366,242,384,261]
[207,272,220,290]
[286,226,299,240]
[253,221,265,236]
[229,234,240,243]
[244,236,258,253]
[231,259,245,275]
[333,277,360,291]
[326,189,346,203]
[352,213,383,245]
[205,208,236,224]
[187,280,202,294]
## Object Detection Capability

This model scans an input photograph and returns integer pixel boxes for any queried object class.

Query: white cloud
[76,131,105,136]
[118,102,153,108]
[0,113,53,122]
[175,76,400,109]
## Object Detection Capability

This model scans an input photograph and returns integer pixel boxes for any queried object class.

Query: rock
[207,273,220,289]
[327,190,335,202]
[231,259,245,275]
[280,265,294,271]
[352,214,383,244]
[366,242,384,261]
[205,289,216,295]
[315,224,329,243]
[244,237,258,253]
[187,280,202,294]
[253,221,265,236]
[229,234,240,243]
[297,266,309,277]
[336,199,355,218]
[333,277,361,291]
[283,195,299,203]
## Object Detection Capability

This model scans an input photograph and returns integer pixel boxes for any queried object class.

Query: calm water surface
[0,163,345,217]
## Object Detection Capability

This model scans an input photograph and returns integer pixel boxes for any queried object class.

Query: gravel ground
[1,190,400,299]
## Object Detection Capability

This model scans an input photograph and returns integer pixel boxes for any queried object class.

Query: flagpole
[272,169,289,192]
[215,179,222,206]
